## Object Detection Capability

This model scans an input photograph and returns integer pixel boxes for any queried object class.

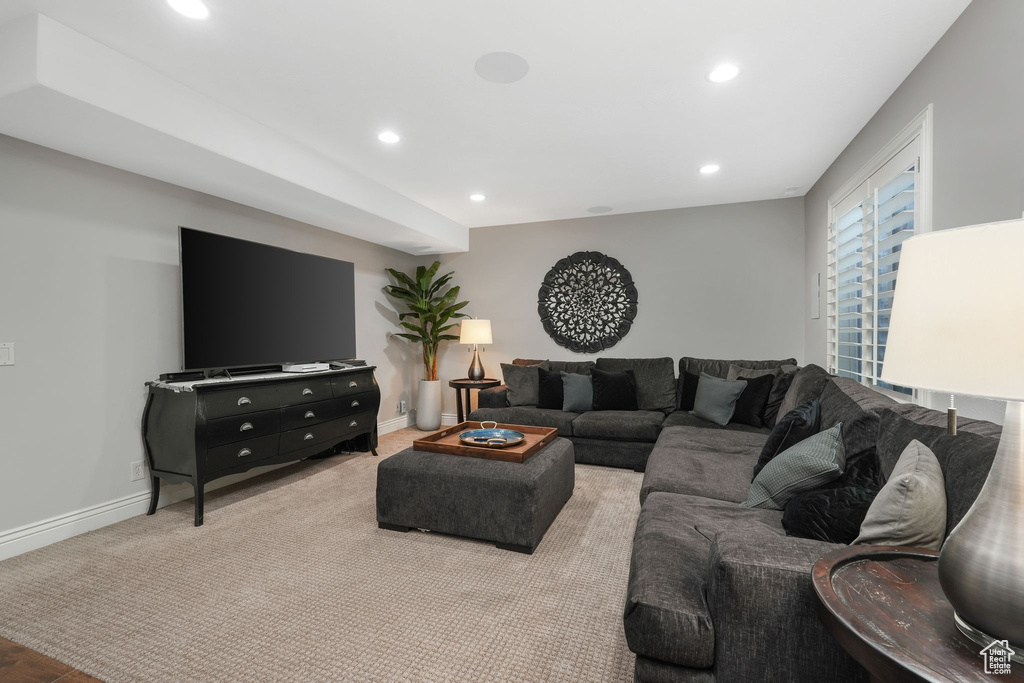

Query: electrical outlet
[397,400,408,415]
[131,461,145,482]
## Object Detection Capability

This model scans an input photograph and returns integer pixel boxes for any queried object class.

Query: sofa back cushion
[877,408,1000,535]
[819,378,898,464]
[677,357,797,409]
[515,358,596,375]
[597,357,676,412]
[776,364,831,418]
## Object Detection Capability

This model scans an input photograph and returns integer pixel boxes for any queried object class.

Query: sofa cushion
[763,368,798,428]
[537,366,563,410]
[501,362,546,406]
[820,377,896,462]
[561,372,593,412]
[514,358,596,375]
[730,372,776,428]
[754,399,821,478]
[777,364,831,418]
[663,410,768,434]
[692,373,747,426]
[782,485,876,544]
[468,406,579,437]
[572,409,664,442]
[678,357,798,409]
[743,424,846,510]
[591,368,639,411]
[624,492,784,668]
[855,439,946,550]
[679,369,700,411]
[597,357,677,412]
[640,426,767,504]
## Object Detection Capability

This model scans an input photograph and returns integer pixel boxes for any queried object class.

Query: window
[826,107,932,395]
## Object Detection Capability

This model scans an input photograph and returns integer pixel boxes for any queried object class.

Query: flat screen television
[180,227,356,371]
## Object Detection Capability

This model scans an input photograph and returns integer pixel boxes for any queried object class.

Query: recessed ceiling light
[587,206,613,214]
[699,164,720,175]
[167,0,209,20]
[469,194,486,202]
[377,131,401,144]
[475,52,530,84]
[707,63,740,83]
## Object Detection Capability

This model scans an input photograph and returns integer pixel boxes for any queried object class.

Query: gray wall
[433,198,805,416]
[803,0,1023,422]
[0,134,419,542]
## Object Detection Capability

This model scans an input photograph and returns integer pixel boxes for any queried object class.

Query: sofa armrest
[706,524,866,683]
[477,385,509,409]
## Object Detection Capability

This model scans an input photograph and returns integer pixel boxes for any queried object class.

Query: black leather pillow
[782,485,876,544]
[679,370,700,410]
[537,367,564,410]
[753,399,822,479]
[763,369,797,428]
[591,368,639,411]
[730,373,775,428]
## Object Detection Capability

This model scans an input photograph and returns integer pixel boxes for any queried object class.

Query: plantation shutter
[827,140,921,395]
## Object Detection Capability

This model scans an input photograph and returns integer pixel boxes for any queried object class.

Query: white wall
[431,198,806,416]
[803,0,1023,423]
[0,134,419,556]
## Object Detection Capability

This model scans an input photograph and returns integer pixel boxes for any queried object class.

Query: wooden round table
[813,545,1024,682]
[448,378,501,422]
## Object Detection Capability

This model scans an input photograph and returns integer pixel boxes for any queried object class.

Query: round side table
[448,378,500,423]
[813,545,1023,682]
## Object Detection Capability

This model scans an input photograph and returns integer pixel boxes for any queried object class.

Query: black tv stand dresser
[142,365,380,526]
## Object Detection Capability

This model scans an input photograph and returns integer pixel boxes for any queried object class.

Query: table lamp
[881,218,1024,658]
[459,319,492,381]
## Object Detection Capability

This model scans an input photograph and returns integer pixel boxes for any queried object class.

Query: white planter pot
[416,379,443,431]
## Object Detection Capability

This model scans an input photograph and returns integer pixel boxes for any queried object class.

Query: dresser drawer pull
[302,388,313,396]
[349,420,358,427]
[238,448,252,458]
[237,397,251,406]
[304,411,315,419]
[239,422,254,432]
[348,380,358,388]
[304,433,315,441]
[350,400,360,407]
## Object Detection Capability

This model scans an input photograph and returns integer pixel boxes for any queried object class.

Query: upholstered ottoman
[376,437,575,553]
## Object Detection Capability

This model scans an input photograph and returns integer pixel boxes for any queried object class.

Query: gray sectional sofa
[469,355,1002,682]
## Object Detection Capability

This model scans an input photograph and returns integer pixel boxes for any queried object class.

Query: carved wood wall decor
[537,251,638,353]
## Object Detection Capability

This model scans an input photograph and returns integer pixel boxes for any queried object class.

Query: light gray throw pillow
[561,372,593,412]
[743,424,846,510]
[854,440,946,550]
[501,362,547,407]
[691,373,746,426]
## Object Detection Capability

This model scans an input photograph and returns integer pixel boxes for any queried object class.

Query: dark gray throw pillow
[777,364,831,418]
[561,372,593,412]
[729,372,776,428]
[743,424,846,510]
[691,373,746,426]
[591,368,639,411]
[501,362,546,407]
[754,399,822,479]
[537,366,564,410]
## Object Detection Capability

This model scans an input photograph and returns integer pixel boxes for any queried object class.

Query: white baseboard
[441,412,458,425]
[0,416,412,561]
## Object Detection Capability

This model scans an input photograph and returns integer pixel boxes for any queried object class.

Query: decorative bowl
[459,422,525,449]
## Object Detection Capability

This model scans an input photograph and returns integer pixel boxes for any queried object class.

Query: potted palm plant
[385,261,469,430]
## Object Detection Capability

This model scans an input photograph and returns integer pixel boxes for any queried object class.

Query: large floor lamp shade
[881,218,1024,658]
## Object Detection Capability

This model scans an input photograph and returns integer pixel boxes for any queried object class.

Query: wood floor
[0,637,101,683]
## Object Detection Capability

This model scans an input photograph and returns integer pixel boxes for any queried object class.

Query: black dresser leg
[146,476,160,515]
[371,446,379,456]
[193,482,204,527]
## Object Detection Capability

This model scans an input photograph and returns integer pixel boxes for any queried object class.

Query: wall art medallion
[537,251,638,353]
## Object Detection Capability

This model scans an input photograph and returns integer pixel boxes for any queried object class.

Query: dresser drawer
[280,398,340,432]
[331,371,376,398]
[207,409,281,448]
[336,391,378,417]
[201,385,279,418]
[277,377,334,405]
[280,420,341,454]
[335,410,376,440]
[205,434,280,473]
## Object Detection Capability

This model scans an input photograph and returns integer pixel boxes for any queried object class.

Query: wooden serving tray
[412,422,558,463]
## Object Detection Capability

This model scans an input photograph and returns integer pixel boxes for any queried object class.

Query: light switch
[0,343,13,366]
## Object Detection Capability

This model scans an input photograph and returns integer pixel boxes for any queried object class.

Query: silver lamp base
[938,400,1024,656]
[467,345,485,381]
[954,611,1024,663]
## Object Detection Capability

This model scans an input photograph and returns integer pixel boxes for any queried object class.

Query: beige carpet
[0,428,641,682]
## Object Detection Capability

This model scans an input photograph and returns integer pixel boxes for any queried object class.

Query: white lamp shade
[459,319,492,345]
[881,219,1024,401]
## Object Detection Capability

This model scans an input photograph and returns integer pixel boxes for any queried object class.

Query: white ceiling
[0,0,969,233]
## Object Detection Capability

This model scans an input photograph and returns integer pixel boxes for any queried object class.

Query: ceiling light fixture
[469,194,486,202]
[699,164,720,175]
[707,63,740,83]
[377,131,401,144]
[475,52,530,84]
[167,0,210,20]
